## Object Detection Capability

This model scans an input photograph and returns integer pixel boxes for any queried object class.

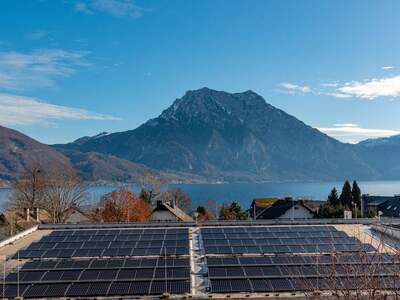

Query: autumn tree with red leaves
[97,189,152,222]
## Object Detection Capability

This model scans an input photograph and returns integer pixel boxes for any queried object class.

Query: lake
[1,180,399,210]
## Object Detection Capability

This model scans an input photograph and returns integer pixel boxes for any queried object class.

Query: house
[150,200,194,222]
[64,208,91,224]
[362,194,400,217]
[250,197,318,220]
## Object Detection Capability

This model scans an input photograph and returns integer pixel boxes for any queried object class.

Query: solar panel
[17,228,190,259]
[43,283,69,297]
[207,252,400,293]
[86,282,110,296]
[202,226,374,256]
[60,270,80,280]
[108,282,131,295]
[269,278,294,291]
[130,281,151,294]
[23,284,49,298]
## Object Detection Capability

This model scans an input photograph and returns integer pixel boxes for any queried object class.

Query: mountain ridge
[358,134,400,147]
[0,125,72,181]
[53,87,386,182]
[2,88,399,183]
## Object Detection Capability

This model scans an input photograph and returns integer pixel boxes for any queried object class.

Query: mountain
[358,135,400,147]
[58,149,204,183]
[55,87,380,181]
[356,135,400,180]
[0,125,72,181]
[0,126,195,184]
[72,132,111,146]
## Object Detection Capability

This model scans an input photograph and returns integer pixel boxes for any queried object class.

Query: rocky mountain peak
[159,87,270,126]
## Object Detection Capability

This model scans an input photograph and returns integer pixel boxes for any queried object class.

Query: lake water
[1,181,400,210]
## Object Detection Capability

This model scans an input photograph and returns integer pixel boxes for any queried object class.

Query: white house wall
[150,211,179,221]
[279,205,314,219]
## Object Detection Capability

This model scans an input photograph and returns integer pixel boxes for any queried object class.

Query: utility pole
[291,198,294,222]
[2,255,5,299]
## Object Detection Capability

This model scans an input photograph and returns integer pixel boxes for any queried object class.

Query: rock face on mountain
[56,88,381,181]
[0,126,72,181]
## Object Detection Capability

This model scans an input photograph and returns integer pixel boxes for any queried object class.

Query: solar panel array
[4,228,191,298]
[2,224,393,297]
[17,228,189,259]
[201,225,392,294]
[201,226,375,255]
[208,253,400,293]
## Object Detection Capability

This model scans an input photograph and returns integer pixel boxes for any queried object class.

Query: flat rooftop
[0,220,398,299]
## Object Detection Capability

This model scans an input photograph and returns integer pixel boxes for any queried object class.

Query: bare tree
[201,199,220,219]
[161,188,192,214]
[286,225,400,300]
[1,210,19,236]
[41,168,88,223]
[139,172,161,205]
[9,165,45,211]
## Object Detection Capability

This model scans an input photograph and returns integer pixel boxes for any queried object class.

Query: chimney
[35,207,40,222]
[25,208,30,222]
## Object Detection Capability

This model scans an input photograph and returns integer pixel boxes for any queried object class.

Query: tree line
[9,166,379,235]
[318,180,374,218]
[2,165,250,236]
[3,164,87,235]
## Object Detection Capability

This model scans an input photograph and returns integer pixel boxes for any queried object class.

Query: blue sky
[1,0,400,144]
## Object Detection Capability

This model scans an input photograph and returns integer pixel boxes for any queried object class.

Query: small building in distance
[150,200,194,222]
[250,197,320,220]
[362,194,400,217]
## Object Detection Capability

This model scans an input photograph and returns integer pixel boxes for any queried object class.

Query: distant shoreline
[1,181,400,209]
[2,178,400,190]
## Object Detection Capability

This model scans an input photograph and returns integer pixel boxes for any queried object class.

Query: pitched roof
[255,199,315,219]
[152,202,194,221]
[362,195,396,207]
[252,198,281,206]
[376,197,400,218]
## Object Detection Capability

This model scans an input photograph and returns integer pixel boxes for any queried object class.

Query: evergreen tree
[229,201,249,220]
[318,187,343,218]
[138,189,151,204]
[327,187,339,206]
[351,180,361,207]
[318,202,344,218]
[339,180,353,208]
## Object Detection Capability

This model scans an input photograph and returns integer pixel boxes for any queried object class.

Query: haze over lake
[1,181,399,210]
